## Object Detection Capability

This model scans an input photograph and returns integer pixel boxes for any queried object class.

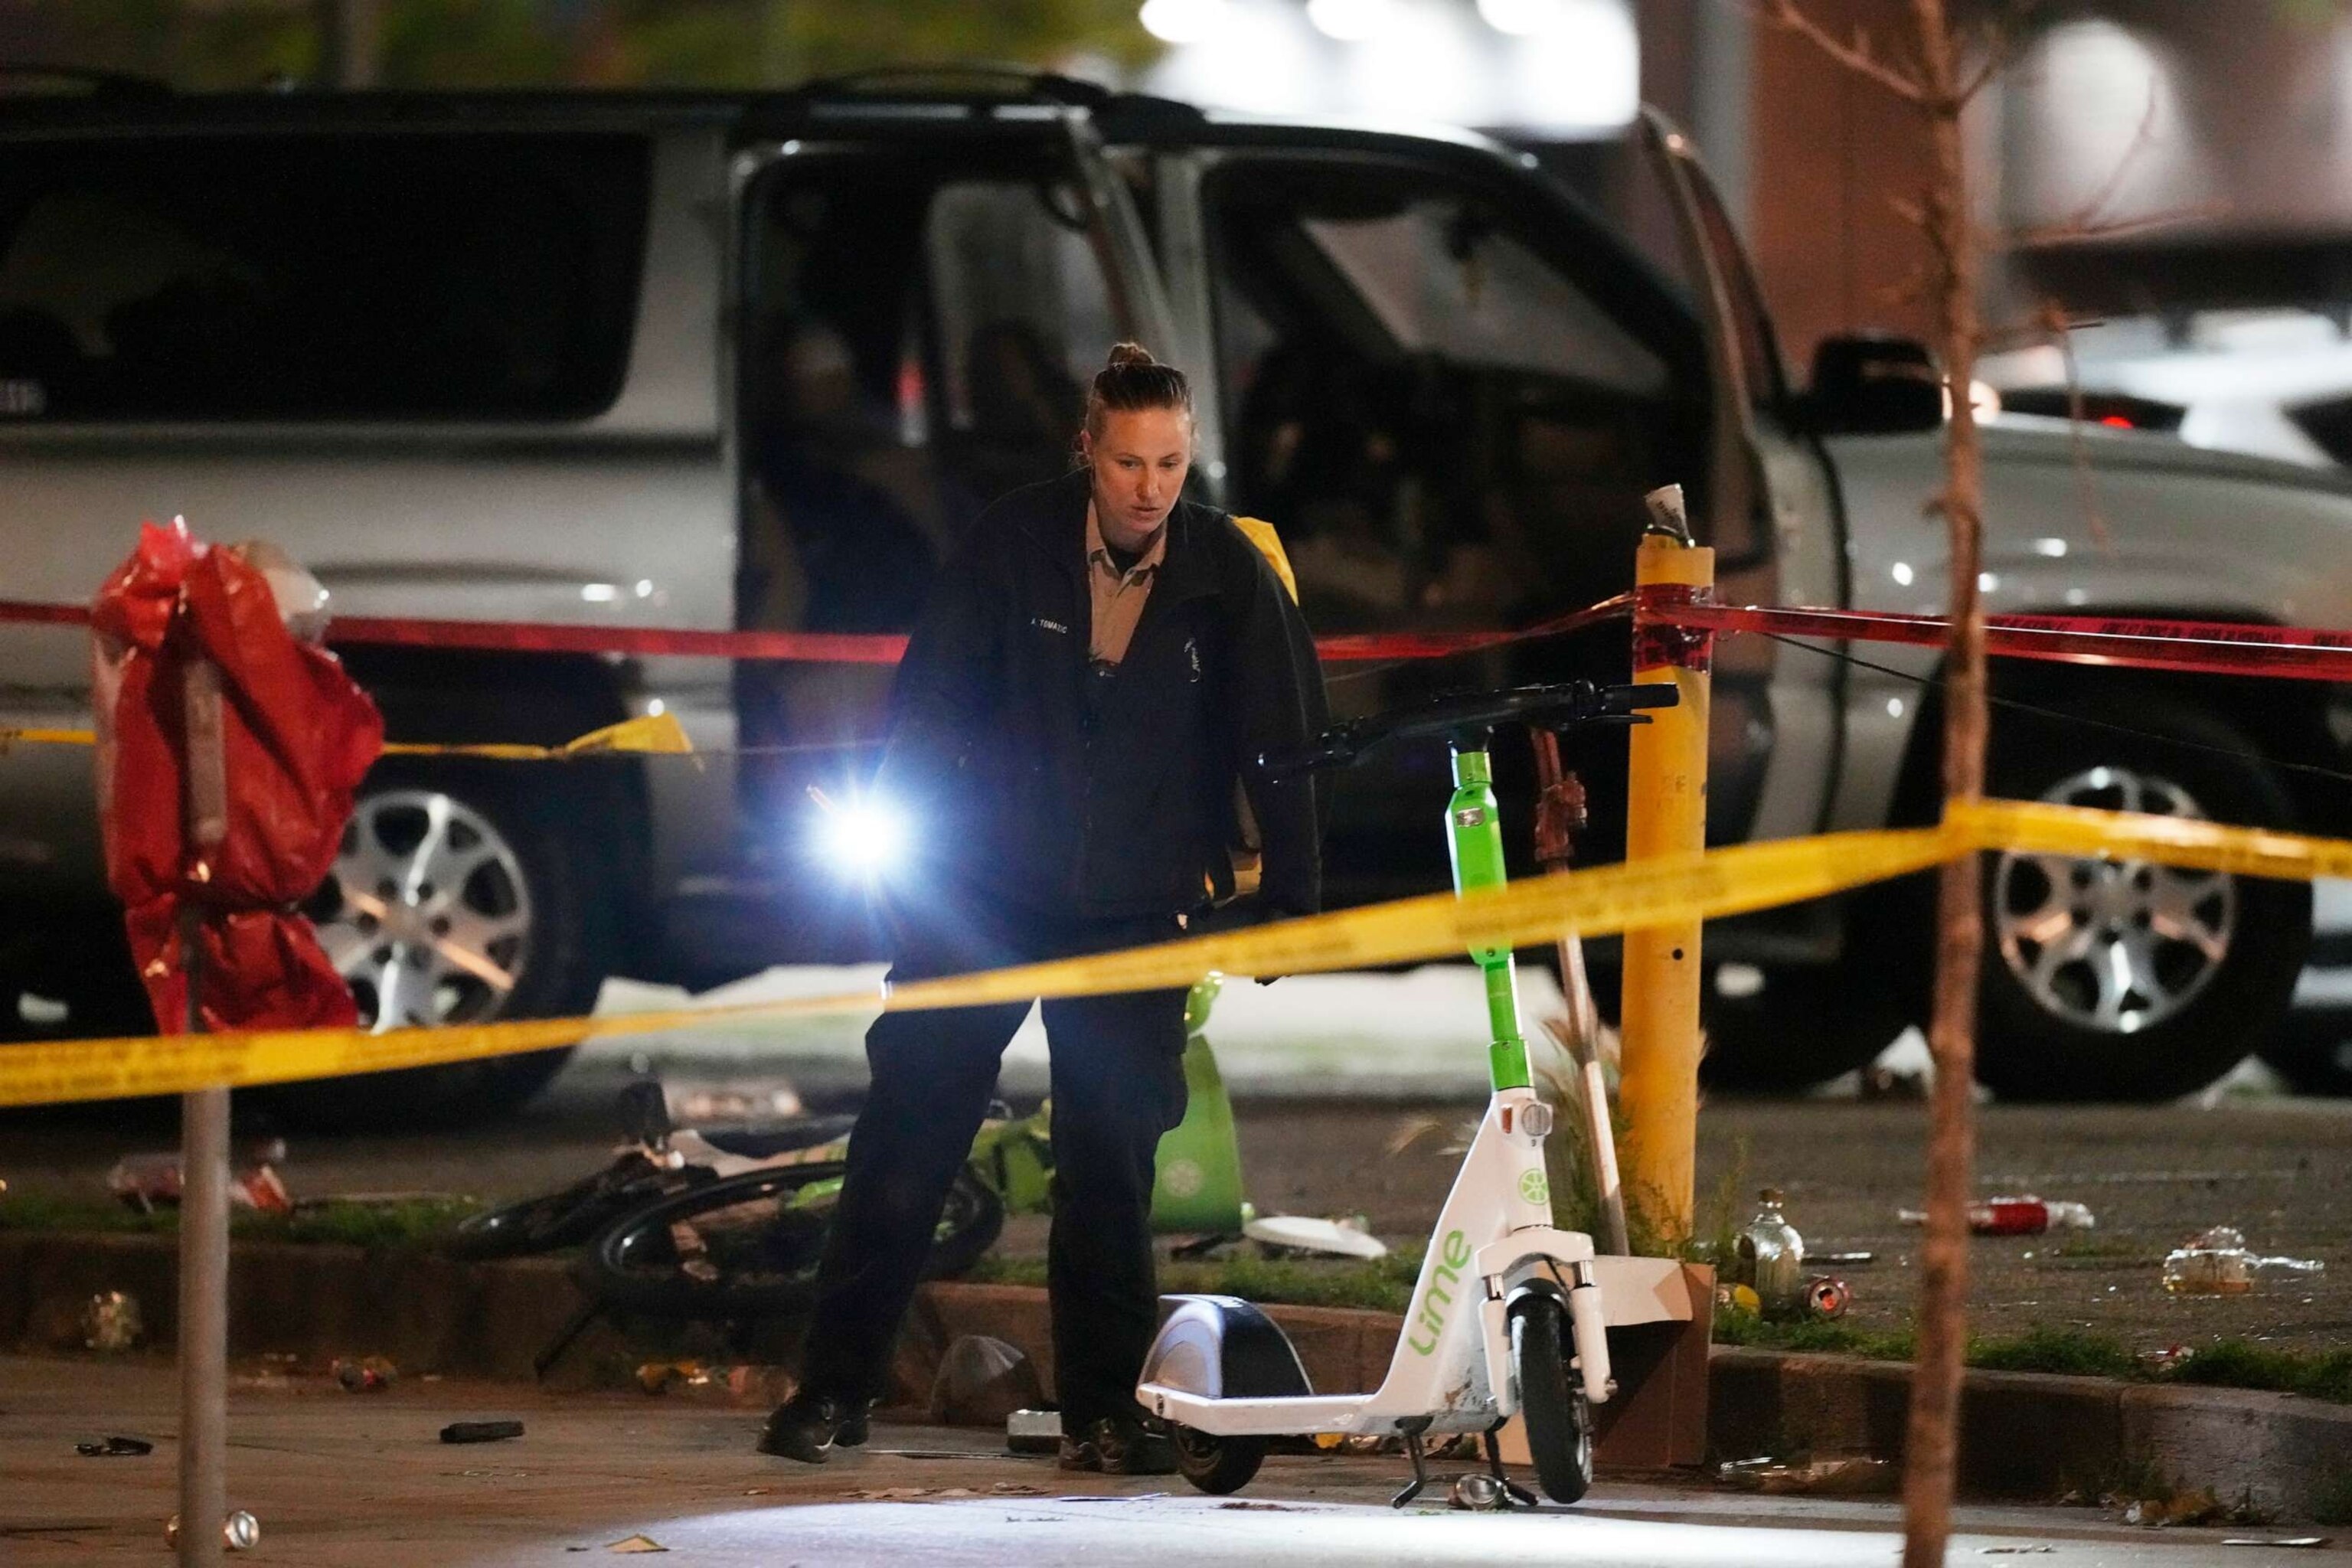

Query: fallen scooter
[1136,678,1675,1508]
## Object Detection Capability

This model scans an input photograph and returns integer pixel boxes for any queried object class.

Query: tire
[1975,697,2310,1102]
[2257,1006,2352,1096]
[442,1155,700,1261]
[1173,1426,1266,1495]
[254,760,617,1129]
[1511,1293,1592,1505]
[579,1161,1004,1319]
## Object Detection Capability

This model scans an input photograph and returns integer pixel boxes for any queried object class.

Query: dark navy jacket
[874,469,1325,923]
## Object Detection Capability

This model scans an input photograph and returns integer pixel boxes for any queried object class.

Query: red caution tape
[0,595,1633,666]
[1664,603,2352,684]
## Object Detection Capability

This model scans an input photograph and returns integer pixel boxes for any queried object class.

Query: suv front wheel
[256,760,615,1128]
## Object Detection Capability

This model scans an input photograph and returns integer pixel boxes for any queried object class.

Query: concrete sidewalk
[3,1355,2338,1566]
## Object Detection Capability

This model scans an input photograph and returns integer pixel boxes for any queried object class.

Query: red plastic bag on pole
[90,518,384,1034]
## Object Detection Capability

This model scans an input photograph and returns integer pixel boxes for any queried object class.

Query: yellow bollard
[1618,485,1714,1243]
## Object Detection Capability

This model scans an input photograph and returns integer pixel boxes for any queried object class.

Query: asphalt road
[3,1356,2338,1566]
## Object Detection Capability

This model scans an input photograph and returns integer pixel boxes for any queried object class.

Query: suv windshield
[0,132,648,422]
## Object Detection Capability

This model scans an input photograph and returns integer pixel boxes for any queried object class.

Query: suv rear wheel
[1975,697,2308,1102]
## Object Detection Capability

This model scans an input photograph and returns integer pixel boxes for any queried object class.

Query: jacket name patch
[1031,616,1070,635]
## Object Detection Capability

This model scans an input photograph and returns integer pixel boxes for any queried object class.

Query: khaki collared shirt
[1083,501,1168,669]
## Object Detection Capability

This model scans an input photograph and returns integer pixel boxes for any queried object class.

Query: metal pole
[1616,485,1714,1243]
[178,923,228,1568]
[178,645,230,1567]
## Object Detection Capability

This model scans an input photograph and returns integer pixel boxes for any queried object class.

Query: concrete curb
[6,1233,2344,1521]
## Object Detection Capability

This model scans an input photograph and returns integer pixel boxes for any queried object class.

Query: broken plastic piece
[2161,1227,2326,1295]
[440,1420,525,1444]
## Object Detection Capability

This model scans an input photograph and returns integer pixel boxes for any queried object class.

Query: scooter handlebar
[1257,681,1677,778]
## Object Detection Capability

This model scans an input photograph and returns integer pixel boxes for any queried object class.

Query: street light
[1306,0,1402,44]
[1138,0,1236,45]
[1477,0,1566,37]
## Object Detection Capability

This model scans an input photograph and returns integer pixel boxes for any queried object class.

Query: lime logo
[1520,1170,1550,1208]
[1406,1229,1473,1356]
[1160,1158,1204,1199]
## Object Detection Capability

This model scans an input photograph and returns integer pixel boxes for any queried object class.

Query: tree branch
[1758,0,1932,105]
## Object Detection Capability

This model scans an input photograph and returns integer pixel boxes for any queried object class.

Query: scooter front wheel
[1172,1426,1266,1495]
[1511,1295,1594,1504]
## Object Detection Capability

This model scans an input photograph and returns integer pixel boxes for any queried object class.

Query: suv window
[1207,159,1699,638]
[737,151,1120,638]
[0,132,648,422]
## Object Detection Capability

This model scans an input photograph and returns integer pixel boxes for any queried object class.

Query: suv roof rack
[0,64,172,100]
[789,63,1113,109]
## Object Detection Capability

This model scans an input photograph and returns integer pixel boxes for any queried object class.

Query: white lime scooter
[1137,680,1677,1508]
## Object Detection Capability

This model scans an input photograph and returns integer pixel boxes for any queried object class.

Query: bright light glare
[1139,0,1232,44]
[1478,0,1564,35]
[1308,0,1400,42]
[580,582,619,603]
[816,799,910,880]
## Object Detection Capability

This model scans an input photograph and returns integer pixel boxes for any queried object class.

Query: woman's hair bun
[1106,341,1158,370]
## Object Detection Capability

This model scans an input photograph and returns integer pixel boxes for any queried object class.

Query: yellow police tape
[0,797,2344,1109]
[0,711,695,762]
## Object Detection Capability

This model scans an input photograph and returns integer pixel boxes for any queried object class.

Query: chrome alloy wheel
[315,790,531,1031]
[1991,766,2236,1034]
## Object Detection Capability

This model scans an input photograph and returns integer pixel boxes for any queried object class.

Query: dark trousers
[796,903,1188,1428]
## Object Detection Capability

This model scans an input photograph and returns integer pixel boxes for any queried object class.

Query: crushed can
[1802,1275,1851,1320]
[1450,1472,1505,1511]
[166,1511,260,1551]
[332,1354,396,1393]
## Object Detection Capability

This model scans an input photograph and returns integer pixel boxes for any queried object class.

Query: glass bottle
[1737,1187,1805,1314]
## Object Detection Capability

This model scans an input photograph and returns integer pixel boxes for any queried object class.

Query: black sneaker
[1057,1414,1177,1476]
[756,1393,868,1463]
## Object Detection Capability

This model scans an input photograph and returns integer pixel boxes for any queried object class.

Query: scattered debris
[1802,1275,1852,1320]
[1008,1408,1062,1455]
[1858,1064,1928,1100]
[165,1511,260,1551]
[2138,1344,2197,1373]
[2222,1539,2331,1549]
[80,1290,142,1352]
[1220,1499,1307,1511]
[1713,1282,1762,1319]
[932,1335,1044,1428]
[2124,1488,2226,1527]
[74,1435,153,1457]
[1449,1472,1505,1511]
[1243,1213,1387,1260]
[1733,1189,1805,1315]
[1717,1455,1897,1496]
[2162,1227,2325,1296]
[664,1077,803,1124]
[440,1420,525,1444]
[1899,1197,2094,1236]
[1978,1547,2056,1555]
[108,1145,292,1215]
[332,1355,396,1393]
[604,1534,669,1553]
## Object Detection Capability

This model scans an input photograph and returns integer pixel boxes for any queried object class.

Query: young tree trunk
[1905,3,1986,1563]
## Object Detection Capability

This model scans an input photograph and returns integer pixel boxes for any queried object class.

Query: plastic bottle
[2161,1226,2327,1295]
[1736,1188,1805,1315]
[1896,1195,2096,1235]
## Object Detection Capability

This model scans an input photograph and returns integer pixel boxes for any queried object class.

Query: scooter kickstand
[1389,1417,1434,1509]
[1481,1425,1540,1508]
